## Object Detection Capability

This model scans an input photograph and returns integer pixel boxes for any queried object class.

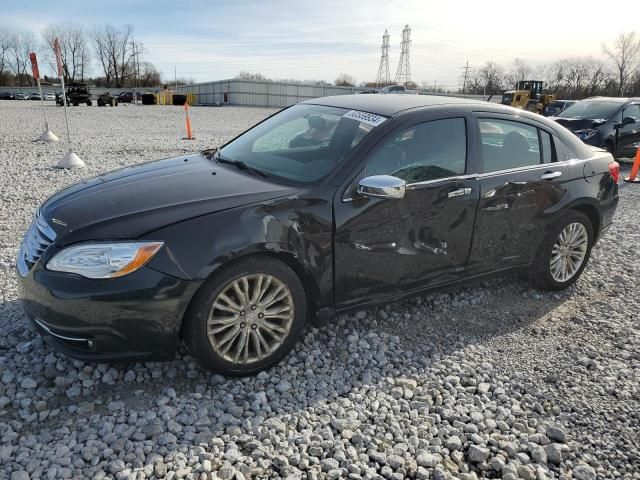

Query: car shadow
[0,271,575,446]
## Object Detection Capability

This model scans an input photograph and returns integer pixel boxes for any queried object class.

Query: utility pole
[130,40,138,105]
[375,29,391,87]
[394,25,412,86]
[461,60,470,94]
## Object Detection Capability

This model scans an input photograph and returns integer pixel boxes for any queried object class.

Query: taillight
[608,161,619,183]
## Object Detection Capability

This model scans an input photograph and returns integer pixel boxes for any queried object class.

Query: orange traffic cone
[183,103,194,140]
[624,146,640,183]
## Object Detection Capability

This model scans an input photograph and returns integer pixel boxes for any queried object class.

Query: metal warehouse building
[175,79,361,108]
[175,79,498,108]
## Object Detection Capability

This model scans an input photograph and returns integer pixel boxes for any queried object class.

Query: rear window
[479,119,542,172]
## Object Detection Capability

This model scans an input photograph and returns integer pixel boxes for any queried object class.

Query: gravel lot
[0,101,639,480]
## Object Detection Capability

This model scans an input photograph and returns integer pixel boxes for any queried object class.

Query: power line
[375,29,391,86]
[395,25,412,85]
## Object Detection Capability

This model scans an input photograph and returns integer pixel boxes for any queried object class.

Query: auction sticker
[343,110,387,127]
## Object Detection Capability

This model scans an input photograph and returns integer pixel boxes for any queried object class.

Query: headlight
[577,129,598,140]
[47,242,163,279]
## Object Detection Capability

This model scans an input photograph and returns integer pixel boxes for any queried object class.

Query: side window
[623,104,640,120]
[364,118,467,183]
[554,139,576,161]
[622,105,640,131]
[479,119,541,172]
[540,130,553,163]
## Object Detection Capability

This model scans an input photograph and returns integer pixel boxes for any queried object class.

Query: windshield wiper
[214,152,268,178]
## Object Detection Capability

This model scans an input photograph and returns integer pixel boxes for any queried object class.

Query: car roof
[302,94,488,116]
[582,96,635,103]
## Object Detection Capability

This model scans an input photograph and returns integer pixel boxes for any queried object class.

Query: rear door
[468,115,571,273]
[333,112,480,308]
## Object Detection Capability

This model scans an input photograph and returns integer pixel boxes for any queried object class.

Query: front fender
[143,195,334,310]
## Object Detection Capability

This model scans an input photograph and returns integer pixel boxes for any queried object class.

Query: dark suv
[17,95,619,375]
[551,97,640,157]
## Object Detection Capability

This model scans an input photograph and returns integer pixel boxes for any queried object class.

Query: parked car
[551,97,640,157]
[380,84,418,95]
[56,83,92,106]
[30,92,41,101]
[15,93,29,100]
[0,92,15,100]
[44,93,56,101]
[97,92,118,107]
[117,91,141,103]
[17,95,619,375]
[543,100,576,117]
[357,89,379,94]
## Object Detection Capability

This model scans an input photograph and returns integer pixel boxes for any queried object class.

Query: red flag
[53,38,63,78]
[29,52,40,80]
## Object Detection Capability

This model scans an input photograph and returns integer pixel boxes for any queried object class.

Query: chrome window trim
[406,174,478,189]
[476,157,578,178]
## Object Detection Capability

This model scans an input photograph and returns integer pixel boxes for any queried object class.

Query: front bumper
[18,263,200,362]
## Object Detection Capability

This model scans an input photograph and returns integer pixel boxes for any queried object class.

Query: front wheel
[183,257,307,375]
[531,211,593,290]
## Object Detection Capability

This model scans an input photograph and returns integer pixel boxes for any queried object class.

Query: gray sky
[4,0,638,87]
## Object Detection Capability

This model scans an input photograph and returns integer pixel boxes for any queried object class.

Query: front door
[468,116,571,273]
[333,115,479,308]
[617,103,640,156]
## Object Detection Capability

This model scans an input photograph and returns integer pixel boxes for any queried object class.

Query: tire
[87,100,92,106]
[183,256,307,375]
[530,210,593,291]
[98,101,103,107]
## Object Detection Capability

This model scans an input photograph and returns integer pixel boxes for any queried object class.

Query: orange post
[183,103,194,140]
[624,146,640,183]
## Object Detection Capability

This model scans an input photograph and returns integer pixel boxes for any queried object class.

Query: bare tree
[236,72,270,81]
[0,27,11,82]
[505,58,533,87]
[334,73,356,87]
[478,61,505,95]
[41,23,91,82]
[136,61,161,87]
[7,30,36,86]
[603,31,640,95]
[92,24,134,87]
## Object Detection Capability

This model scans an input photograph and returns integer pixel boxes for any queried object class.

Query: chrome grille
[17,211,56,277]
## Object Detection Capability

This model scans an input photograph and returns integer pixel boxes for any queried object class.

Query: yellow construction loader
[501,80,556,114]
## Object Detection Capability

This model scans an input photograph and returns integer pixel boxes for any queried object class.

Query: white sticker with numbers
[342,110,387,127]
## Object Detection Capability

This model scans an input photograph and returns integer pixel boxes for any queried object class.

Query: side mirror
[358,175,406,199]
[622,116,637,126]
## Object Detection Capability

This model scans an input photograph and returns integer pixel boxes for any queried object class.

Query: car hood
[550,117,607,131]
[41,153,300,245]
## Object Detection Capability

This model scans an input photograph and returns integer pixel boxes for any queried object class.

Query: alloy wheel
[207,274,294,364]
[550,222,588,283]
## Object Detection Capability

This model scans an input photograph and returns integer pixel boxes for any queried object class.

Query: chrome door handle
[448,187,472,198]
[540,171,562,180]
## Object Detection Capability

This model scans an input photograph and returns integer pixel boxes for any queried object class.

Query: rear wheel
[531,211,593,290]
[183,257,307,375]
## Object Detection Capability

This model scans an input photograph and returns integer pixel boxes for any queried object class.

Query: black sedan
[17,95,619,375]
[551,97,640,157]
